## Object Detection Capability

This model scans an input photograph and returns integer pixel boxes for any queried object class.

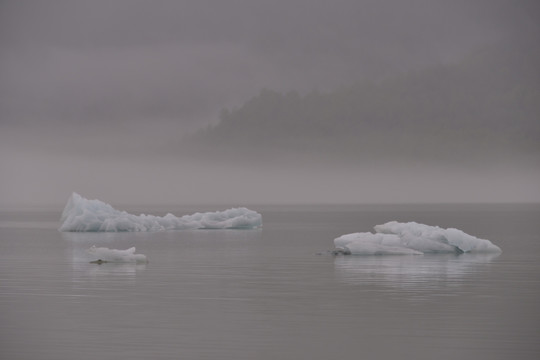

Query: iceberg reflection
[334,253,500,292]
[72,261,147,278]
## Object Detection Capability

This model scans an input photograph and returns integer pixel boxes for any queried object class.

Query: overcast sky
[1,0,539,206]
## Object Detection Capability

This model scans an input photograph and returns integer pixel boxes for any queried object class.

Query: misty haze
[1,0,539,205]
[1,1,540,360]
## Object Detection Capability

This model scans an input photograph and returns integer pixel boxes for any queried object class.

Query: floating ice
[87,246,148,263]
[334,221,501,255]
[59,193,262,232]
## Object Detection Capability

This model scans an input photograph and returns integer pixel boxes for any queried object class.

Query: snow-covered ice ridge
[334,221,501,255]
[87,246,148,263]
[59,193,262,232]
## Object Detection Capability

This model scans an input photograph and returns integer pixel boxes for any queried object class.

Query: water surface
[1,204,539,359]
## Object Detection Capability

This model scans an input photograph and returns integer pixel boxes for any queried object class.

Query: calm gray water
[1,204,539,360]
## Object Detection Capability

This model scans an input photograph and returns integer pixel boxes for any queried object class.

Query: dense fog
[1,0,539,205]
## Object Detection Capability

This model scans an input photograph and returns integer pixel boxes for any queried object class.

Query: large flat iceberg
[59,193,262,232]
[334,221,501,255]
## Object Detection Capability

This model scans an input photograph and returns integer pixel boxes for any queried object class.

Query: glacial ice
[59,193,262,232]
[334,221,501,255]
[87,246,148,263]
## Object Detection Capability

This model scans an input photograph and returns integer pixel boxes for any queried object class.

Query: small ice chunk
[87,246,148,263]
[59,193,262,232]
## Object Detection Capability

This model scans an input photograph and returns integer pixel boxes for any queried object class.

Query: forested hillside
[184,42,540,165]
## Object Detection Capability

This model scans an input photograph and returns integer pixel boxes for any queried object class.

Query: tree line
[184,42,540,165]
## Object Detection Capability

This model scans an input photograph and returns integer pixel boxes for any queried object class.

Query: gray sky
[1,0,539,206]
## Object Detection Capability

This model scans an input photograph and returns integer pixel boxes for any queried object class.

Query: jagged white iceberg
[334,221,501,255]
[59,193,262,232]
[87,246,148,263]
